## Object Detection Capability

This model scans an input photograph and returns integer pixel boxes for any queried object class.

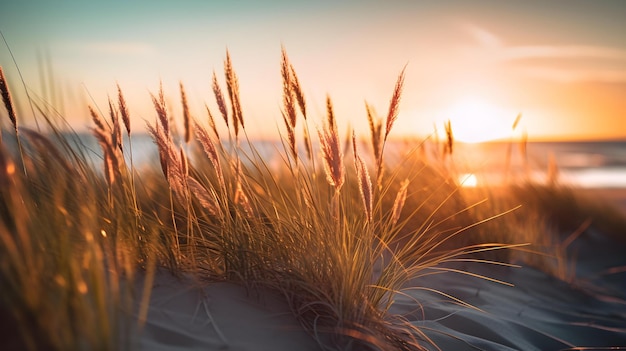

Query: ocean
[2,131,625,189]
[448,140,626,189]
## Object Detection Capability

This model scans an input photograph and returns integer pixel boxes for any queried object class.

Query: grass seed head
[89,106,107,133]
[150,82,169,137]
[384,66,406,141]
[212,71,229,129]
[92,127,120,187]
[281,48,297,130]
[365,102,382,164]
[108,98,122,151]
[0,66,17,133]
[319,96,344,191]
[205,104,220,141]
[117,84,131,135]
[179,146,188,177]
[180,82,192,144]
[391,179,410,226]
[290,64,306,119]
[224,50,244,136]
[187,176,220,216]
[196,123,225,191]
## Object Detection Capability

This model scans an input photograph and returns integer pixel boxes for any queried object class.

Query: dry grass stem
[187,176,220,216]
[512,113,522,131]
[22,128,75,176]
[444,120,454,156]
[147,123,173,180]
[234,179,253,217]
[281,111,297,160]
[353,132,373,222]
[233,160,253,216]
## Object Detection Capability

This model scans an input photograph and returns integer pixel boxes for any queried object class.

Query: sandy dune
[133,196,626,350]
[132,274,320,350]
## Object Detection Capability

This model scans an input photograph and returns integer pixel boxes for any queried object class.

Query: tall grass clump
[1,92,136,349]
[2,48,608,350]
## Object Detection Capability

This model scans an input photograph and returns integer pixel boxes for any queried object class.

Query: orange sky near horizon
[0,1,625,142]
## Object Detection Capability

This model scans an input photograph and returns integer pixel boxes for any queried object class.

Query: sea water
[527,141,626,188]
[449,140,626,188]
[2,131,624,189]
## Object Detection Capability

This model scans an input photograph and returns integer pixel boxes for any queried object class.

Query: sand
[133,189,626,350]
[131,274,320,350]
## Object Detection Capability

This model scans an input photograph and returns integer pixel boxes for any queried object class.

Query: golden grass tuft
[1,49,622,351]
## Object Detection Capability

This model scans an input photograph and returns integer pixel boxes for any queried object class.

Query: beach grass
[0,53,624,350]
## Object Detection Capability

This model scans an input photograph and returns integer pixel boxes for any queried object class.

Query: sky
[1,0,625,141]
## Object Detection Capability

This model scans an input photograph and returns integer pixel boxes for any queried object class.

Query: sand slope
[132,274,320,350]
[134,226,626,350]
[402,226,626,350]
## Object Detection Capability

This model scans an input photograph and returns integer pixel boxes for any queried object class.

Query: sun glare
[458,173,478,187]
[441,97,513,143]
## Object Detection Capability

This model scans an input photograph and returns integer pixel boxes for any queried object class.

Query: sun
[440,97,513,143]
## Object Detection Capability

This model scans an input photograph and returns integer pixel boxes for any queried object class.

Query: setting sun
[440,97,516,143]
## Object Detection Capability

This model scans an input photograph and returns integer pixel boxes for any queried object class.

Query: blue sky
[1,1,625,140]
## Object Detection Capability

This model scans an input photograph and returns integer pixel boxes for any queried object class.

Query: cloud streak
[502,45,626,61]
[464,25,626,83]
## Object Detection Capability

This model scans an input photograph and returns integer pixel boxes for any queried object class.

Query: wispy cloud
[502,45,626,61]
[516,66,626,83]
[463,25,626,83]
[465,24,501,48]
